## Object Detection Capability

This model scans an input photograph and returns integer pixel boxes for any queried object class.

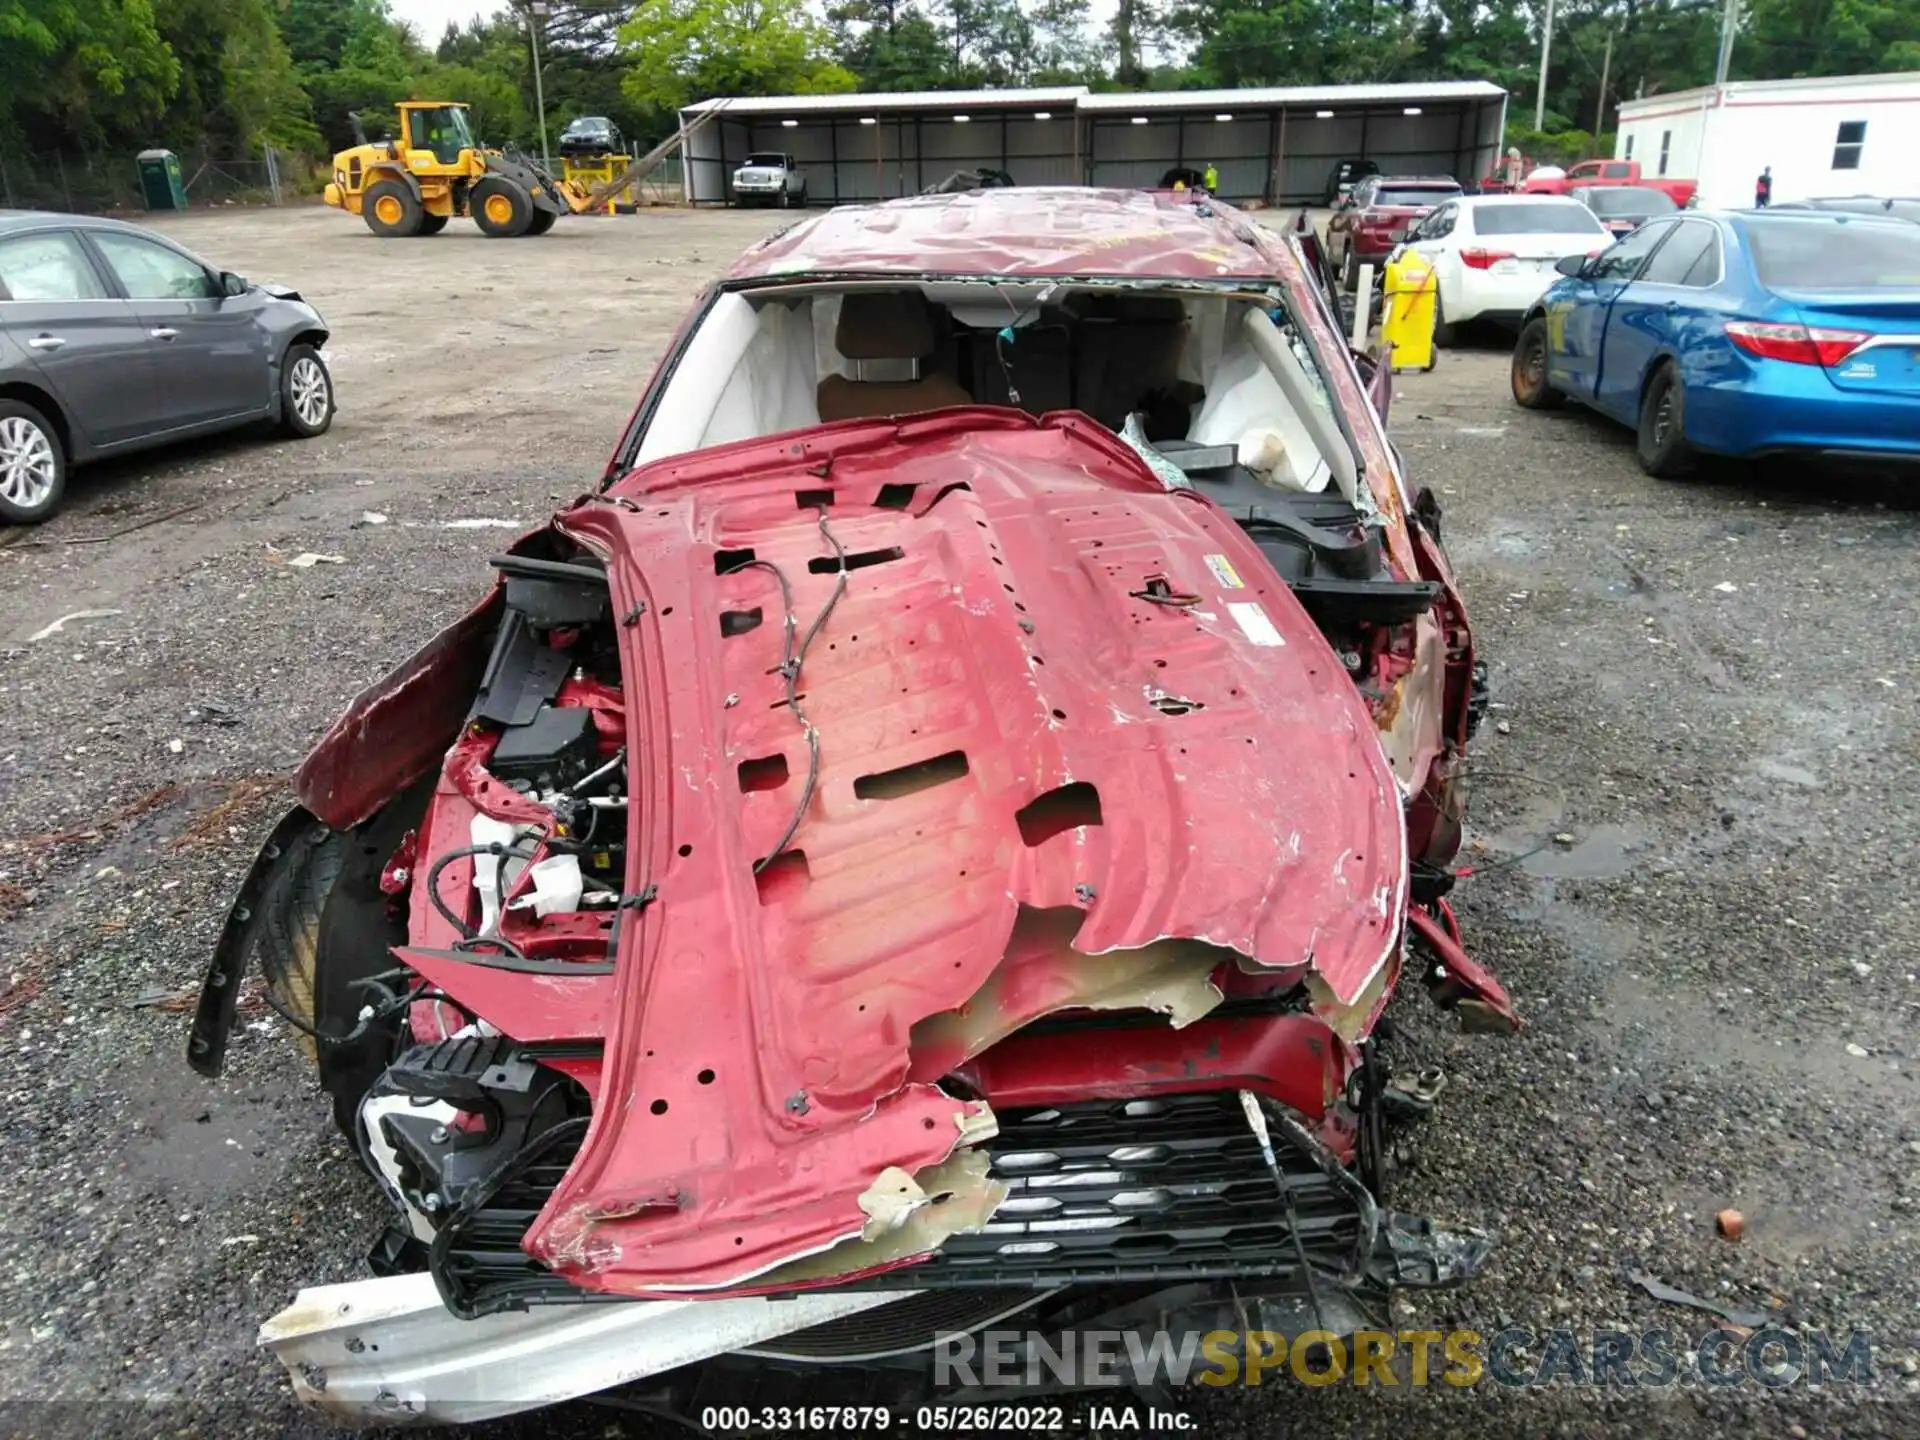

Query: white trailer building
[678,82,1508,208]
[1613,71,1920,210]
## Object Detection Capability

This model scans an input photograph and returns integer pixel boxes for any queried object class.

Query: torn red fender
[1407,904,1519,1032]
[296,590,502,830]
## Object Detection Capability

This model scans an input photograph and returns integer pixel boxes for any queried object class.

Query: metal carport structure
[679,88,1089,207]
[1078,82,1508,204]
[680,81,1508,207]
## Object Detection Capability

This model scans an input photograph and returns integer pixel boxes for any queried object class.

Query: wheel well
[366,165,420,199]
[1640,354,1678,404]
[273,330,330,415]
[0,381,72,459]
[286,327,330,358]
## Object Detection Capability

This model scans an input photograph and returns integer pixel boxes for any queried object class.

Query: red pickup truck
[1524,158,1697,207]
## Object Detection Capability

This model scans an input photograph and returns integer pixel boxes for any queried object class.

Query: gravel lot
[0,204,1915,1438]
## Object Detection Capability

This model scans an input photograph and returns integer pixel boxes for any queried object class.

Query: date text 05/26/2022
[698,1405,1195,1433]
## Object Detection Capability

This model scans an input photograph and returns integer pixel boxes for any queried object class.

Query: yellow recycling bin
[1380,250,1439,372]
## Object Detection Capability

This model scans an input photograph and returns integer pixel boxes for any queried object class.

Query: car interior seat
[1069,294,1190,431]
[816,290,973,422]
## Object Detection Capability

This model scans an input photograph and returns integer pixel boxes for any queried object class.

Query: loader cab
[401,103,477,170]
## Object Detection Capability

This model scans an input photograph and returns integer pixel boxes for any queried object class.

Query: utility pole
[1594,30,1613,135]
[1534,0,1556,131]
[1714,0,1740,85]
[521,1,551,168]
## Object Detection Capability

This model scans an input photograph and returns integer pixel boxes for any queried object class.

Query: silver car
[0,210,335,524]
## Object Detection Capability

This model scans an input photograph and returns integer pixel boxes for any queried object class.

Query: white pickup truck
[731,152,807,208]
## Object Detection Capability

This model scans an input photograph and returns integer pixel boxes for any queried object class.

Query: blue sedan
[1510,210,1920,476]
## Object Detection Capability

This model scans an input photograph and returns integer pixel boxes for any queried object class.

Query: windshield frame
[605,273,1368,499]
[743,154,791,169]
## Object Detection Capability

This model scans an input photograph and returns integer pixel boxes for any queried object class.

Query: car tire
[0,399,67,524]
[1432,291,1457,349]
[1511,318,1565,411]
[363,179,423,238]
[416,213,449,236]
[279,344,335,439]
[525,207,558,236]
[472,177,533,237]
[1636,363,1696,478]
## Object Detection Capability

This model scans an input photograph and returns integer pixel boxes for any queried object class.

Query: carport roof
[684,88,1088,117]
[682,81,1506,120]
[1077,81,1506,111]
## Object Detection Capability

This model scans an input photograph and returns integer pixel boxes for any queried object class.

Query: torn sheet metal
[489,410,1406,1296]
[908,906,1228,1081]
[296,589,503,830]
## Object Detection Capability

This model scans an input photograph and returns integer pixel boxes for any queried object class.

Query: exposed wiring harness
[259,966,423,1046]
[426,840,535,940]
[722,509,848,872]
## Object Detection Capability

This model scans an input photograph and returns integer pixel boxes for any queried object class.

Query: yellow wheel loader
[323,101,598,238]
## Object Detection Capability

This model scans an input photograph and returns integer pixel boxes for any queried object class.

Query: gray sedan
[0,211,335,523]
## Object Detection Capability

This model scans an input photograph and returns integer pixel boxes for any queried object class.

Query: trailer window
[1832,121,1867,170]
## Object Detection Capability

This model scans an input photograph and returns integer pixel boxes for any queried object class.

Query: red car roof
[726,186,1305,283]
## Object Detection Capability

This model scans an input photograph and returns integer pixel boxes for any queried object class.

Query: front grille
[914,1093,1361,1285]
[430,1092,1363,1315]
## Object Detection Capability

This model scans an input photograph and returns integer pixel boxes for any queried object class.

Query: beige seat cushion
[817,372,973,422]
[818,289,973,421]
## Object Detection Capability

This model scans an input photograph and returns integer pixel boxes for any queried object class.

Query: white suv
[732,153,806,208]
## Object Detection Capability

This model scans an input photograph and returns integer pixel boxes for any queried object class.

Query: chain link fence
[0,147,303,215]
[631,151,683,204]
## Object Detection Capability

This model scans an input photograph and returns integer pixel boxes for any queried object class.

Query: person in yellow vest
[1203,162,1219,195]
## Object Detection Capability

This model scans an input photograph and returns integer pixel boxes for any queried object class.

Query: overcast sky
[387,0,1125,52]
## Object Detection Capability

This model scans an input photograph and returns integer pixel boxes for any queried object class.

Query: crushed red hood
[450,409,1412,1294]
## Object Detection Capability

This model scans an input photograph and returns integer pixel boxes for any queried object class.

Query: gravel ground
[0,205,1915,1439]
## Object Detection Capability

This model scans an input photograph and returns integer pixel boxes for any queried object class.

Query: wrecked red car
[189,188,1512,1423]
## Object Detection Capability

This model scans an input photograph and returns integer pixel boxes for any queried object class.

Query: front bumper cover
[264,1211,1490,1425]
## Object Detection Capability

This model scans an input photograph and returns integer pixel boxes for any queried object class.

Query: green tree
[1029,0,1098,81]
[1738,0,1920,76]
[1108,0,1164,87]
[414,60,526,146]
[0,0,181,146]
[828,1,961,89]
[155,0,319,155]
[1169,0,1420,86]
[617,0,853,118]
[282,0,416,149]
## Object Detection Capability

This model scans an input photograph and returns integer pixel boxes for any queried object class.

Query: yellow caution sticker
[1204,553,1246,589]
